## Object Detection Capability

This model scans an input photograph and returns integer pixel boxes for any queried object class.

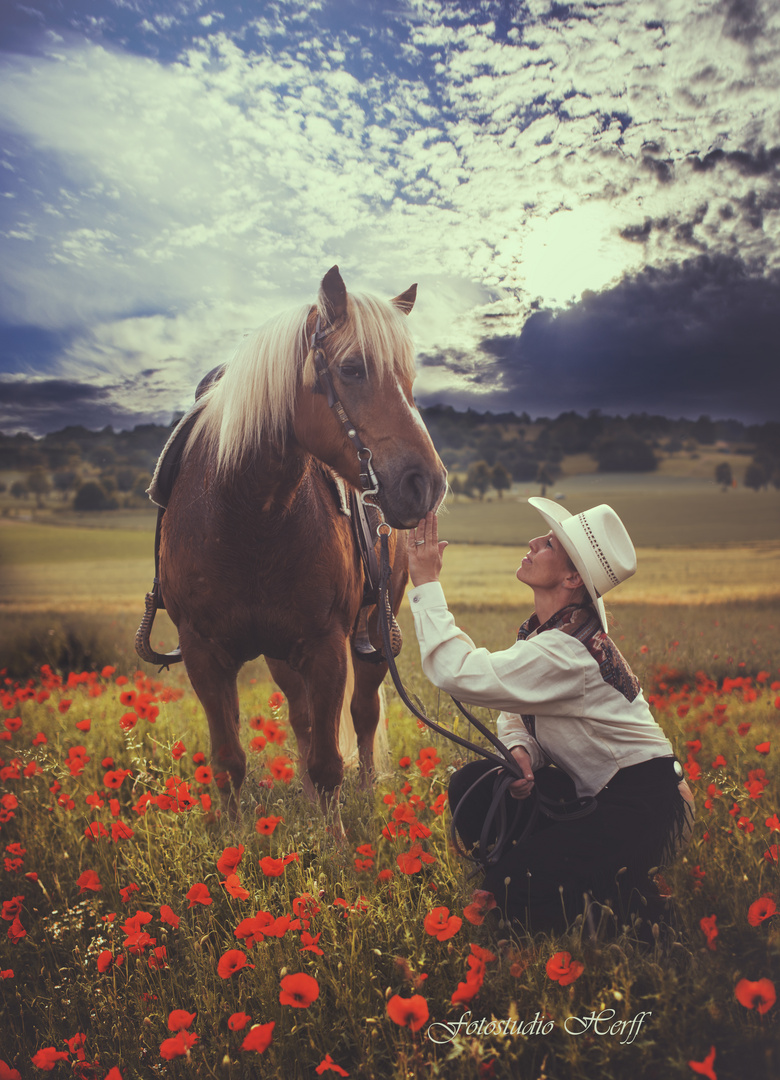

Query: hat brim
[527,497,608,632]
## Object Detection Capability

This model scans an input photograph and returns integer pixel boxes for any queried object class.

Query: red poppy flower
[0,1059,21,1079]
[315,1053,350,1076]
[154,904,178,930]
[255,815,283,835]
[1,897,23,921]
[688,1045,716,1080]
[119,712,138,732]
[228,1012,250,1031]
[103,769,132,790]
[1,970,14,980]
[168,1010,196,1032]
[31,1047,69,1069]
[396,843,436,874]
[104,1070,122,1080]
[6,917,25,944]
[217,845,245,876]
[259,856,286,877]
[119,883,139,903]
[159,1031,198,1060]
[423,906,462,942]
[171,740,186,760]
[279,972,320,1008]
[765,814,780,831]
[756,742,771,755]
[241,1022,275,1053]
[222,875,250,900]
[463,889,497,926]
[386,993,429,1032]
[77,870,102,893]
[300,930,324,955]
[111,822,134,843]
[546,951,585,986]
[764,845,780,862]
[119,690,136,707]
[194,765,213,785]
[269,755,294,783]
[748,897,777,926]
[268,691,285,709]
[217,949,249,979]
[700,914,718,951]
[735,977,776,1014]
[96,950,114,973]
[186,883,212,907]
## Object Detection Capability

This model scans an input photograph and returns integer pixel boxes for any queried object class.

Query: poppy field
[0,601,779,1080]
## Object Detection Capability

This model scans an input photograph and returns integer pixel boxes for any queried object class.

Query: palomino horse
[159,266,447,829]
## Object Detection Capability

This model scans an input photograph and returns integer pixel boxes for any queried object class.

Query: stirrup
[135,582,183,669]
[353,604,402,664]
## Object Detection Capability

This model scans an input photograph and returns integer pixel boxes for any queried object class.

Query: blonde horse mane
[186,291,417,476]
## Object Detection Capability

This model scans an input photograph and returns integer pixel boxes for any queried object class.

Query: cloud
[417,256,780,422]
[0,0,778,432]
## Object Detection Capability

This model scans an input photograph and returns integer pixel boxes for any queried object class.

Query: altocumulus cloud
[0,0,778,430]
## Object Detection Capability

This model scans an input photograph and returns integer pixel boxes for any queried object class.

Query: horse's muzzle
[378,459,448,529]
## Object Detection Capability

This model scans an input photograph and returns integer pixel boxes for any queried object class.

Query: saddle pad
[147,399,206,509]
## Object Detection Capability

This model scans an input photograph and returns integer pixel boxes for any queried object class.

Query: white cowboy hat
[527,497,637,633]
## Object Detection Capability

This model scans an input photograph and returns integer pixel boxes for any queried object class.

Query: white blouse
[408,581,674,798]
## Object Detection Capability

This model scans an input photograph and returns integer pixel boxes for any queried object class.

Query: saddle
[135,368,402,667]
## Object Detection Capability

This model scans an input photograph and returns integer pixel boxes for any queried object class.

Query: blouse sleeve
[496,712,548,771]
[408,581,585,715]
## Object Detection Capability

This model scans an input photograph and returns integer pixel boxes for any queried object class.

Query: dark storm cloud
[417,257,780,423]
[0,376,171,436]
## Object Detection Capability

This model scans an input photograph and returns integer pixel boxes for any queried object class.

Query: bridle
[311,312,596,871]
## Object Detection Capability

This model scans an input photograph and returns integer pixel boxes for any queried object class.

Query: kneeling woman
[406,499,694,933]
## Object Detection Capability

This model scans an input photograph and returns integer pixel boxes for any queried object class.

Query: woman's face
[516,531,579,591]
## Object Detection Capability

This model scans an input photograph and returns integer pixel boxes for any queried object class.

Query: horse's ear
[319,265,348,325]
[391,284,417,315]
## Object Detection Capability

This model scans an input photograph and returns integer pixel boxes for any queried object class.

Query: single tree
[714,462,733,492]
[490,462,512,499]
[466,460,492,500]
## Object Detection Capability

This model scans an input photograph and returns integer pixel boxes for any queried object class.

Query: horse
[157,266,447,832]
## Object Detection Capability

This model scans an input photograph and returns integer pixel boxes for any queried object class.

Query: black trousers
[448,756,686,933]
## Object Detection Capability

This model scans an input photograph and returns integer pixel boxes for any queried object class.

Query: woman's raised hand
[407,510,448,587]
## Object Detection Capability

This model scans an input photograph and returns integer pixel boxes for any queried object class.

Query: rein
[311,314,597,870]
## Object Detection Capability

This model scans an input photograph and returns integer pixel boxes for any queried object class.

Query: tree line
[0,409,777,509]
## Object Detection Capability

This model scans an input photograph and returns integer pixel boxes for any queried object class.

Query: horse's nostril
[400,470,427,508]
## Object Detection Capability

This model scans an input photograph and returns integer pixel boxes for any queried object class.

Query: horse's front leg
[298,637,349,840]
[178,624,245,823]
[349,647,387,790]
[265,658,316,803]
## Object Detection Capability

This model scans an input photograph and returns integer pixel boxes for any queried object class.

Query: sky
[0,0,779,435]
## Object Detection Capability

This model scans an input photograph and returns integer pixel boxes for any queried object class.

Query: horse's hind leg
[179,625,246,823]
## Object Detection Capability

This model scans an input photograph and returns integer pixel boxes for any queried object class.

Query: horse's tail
[337,649,389,776]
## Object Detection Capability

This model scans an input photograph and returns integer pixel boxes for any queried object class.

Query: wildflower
[171,740,186,760]
[431,792,447,815]
[1,897,23,921]
[396,843,436,874]
[96,951,115,973]
[688,1045,717,1080]
[217,845,245,876]
[737,817,755,833]
[119,713,137,732]
[269,755,294,782]
[734,977,776,1014]
[764,845,780,862]
[747,897,777,926]
[104,1069,123,1080]
[300,930,324,954]
[119,883,139,903]
[7,917,25,944]
[222,875,250,900]
[159,904,180,928]
[0,1060,21,1079]
[463,890,497,926]
[546,951,584,986]
[255,815,283,835]
[186,883,212,907]
[386,993,429,1032]
[228,1012,250,1031]
[168,1010,196,1032]
[217,949,249,978]
[111,822,134,842]
[77,870,102,893]
[148,946,168,969]
[765,814,780,831]
[1,970,13,979]
[423,906,462,942]
[279,972,320,1008]
[194,765,213,784]
[755,742,771,755]
[269,691,285,709]
[292,893,321,920]
[700,915,718,951]
[241,1022,275,1053]
[103,769,132,790]
[316,1053,350,1076]
[31,1047,69,1069]
[159,1031,197,1060]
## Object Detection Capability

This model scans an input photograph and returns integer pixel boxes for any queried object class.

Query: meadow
[0,479,778,1080]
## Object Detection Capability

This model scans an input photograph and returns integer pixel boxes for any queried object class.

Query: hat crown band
[576,513,621,590]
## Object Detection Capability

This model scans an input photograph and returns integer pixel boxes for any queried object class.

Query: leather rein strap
[313,314,596,871]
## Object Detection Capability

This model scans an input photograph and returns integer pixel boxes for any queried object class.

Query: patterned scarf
[516,603,640,737]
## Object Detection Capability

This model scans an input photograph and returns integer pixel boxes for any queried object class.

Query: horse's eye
[339,362,366,381]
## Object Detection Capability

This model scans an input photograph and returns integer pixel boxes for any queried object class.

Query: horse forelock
[187,290,416,476]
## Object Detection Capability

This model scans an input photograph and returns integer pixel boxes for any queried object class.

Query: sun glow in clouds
[516,204,644,308]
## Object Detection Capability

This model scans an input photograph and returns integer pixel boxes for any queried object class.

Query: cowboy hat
[527,498,637,632]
